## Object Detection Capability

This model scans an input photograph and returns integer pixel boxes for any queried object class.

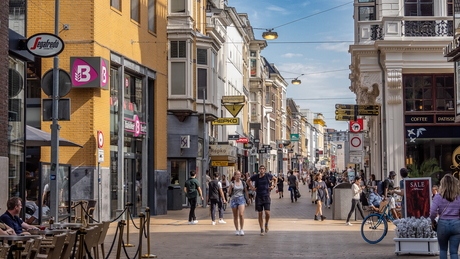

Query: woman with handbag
[228,171,249,236]
[429,174,460,259]
[313,173,328,221]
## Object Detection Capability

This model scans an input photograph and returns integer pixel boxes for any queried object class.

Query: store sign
[124,115,147,137]
[209,144,237,157]
[26,33,64,57]
[212,161,228,166]
[290,134,300,141]
[212,118,239,125]
[405,115,434,124]
[404,178,431,218]
[436,115,455,123]
[70,57,109,89]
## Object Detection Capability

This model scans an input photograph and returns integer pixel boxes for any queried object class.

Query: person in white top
[345,176,366,225]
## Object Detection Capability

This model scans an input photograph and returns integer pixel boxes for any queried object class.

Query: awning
[25,125,83,148]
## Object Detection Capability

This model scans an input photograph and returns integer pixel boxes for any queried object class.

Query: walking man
[208,172,227,225]
[184,170,203,225]
[247,165,277,236]
[287,170,299,203]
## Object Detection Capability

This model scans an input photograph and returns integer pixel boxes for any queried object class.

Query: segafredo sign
[26,33,64,57]
[70,57,109,89]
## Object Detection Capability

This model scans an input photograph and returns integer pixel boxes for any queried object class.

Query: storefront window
[8,57,25,199]
[404,74,454,112]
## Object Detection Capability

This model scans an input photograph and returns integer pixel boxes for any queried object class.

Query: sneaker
[345,222,352,226]
[188,221,196,225]
[260,230,265,236]
[218,219,227,224]
[265,224,269,233]
[212,221,216,225]
[193,220,199,224]
[235,230,240,236]
[239,230,244,236]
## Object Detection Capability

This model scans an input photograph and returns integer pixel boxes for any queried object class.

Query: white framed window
[405,0,433,16]
[171,0,185,13]
[171,62,186,95]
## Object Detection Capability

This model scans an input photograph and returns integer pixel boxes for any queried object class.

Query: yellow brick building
[28,0,168,220]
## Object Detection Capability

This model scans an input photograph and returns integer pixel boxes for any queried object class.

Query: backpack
[377,180,384,195]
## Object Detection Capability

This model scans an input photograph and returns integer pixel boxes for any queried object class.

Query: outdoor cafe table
[45,223,83,229]
[0,235,40,244]
[29,229,71,236]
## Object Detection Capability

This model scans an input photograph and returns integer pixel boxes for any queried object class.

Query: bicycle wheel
[361,213,388,244]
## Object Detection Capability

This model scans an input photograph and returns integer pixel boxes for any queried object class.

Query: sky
[230,0,356,130]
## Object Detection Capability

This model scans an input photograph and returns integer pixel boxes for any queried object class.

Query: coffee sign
[26,33,65,57]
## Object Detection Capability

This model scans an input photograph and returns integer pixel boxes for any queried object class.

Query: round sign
[351,122,362,133]
[351,137,362,147]
[41,68,72,97]
[97,131,104,148]
[26,33,65,57]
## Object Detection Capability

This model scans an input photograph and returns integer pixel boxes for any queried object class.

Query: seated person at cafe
[368,186,383,211]
[25,199,39,224]
[0,197,36,235]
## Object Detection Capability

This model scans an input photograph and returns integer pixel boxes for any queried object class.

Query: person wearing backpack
[228,171,248,236]
[247,165,277,236]
[184,170,204,225]
[207,172,227,225]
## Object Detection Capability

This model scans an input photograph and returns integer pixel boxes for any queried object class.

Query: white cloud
[266,5,289,15]
[316,42,350,53]
[281,53,304,58]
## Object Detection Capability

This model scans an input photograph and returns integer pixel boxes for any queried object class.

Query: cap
[389,171,396,176]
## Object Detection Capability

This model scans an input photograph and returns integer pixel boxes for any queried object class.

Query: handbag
[295,189,301,198]
[311,190,318,201]
[432,202,450,231]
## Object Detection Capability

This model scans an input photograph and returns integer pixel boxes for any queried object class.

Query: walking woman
[345,176,366,225]
[313,173,328,221]
[429,174,460,259]
[277,173,284,198]
[228,171,248,236]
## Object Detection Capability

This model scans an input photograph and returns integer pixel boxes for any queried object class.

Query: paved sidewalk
[101,183,431,259]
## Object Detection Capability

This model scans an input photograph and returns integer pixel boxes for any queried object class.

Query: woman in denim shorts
[229,171,248,236]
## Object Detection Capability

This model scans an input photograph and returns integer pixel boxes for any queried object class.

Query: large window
[131,0,140,23]
[171,63,186,95]
[405,0,433,16]
[171,0,185,13]
[111,0,121,11]
[148,0,156,32]
[448,0,453,16]
[197,68,207,99]
[404,74,454,112]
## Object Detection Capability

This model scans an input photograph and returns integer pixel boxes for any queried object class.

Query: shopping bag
[311,190,318,201]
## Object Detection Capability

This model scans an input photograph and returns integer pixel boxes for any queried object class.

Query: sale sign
[404,178,432,218]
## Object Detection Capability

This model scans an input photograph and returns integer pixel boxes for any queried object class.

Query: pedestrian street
[102,183,429,259]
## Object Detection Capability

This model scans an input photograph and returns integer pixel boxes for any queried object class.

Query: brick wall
[0,0,9,157]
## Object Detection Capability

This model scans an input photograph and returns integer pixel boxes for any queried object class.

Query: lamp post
[262,29,278,40]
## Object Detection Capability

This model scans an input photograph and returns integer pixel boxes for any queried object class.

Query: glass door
[170,160,187,205]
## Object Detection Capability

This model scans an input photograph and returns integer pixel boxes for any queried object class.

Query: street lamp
[262,29,278,40]
[291,74,304,85]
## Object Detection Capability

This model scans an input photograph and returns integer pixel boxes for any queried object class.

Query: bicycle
[361,202,396,244]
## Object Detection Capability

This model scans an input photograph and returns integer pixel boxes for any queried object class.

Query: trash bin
[332,182,352,220]
[167,185,182,210]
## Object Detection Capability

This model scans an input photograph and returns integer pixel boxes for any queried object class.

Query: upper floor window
[197,49,207,65]
[447,0,453,16]
[405,0,433,16]
[131,0,140,22]
[171,0,185,13]
[148,0,156,32]
[111,0,121,11]
[359,6,375,21]
[404,74,454,112]
[171,41,186,58]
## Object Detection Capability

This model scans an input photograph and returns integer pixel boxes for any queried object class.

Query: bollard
[14,241,23,259]
[77,227,87,259]
[142,207,157,258]
[116,220,126,259]
[123,203,135,247]
[137,213,145,259]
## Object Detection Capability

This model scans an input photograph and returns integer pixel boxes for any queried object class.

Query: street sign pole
[202,89,208,208]
[50,0,61,222]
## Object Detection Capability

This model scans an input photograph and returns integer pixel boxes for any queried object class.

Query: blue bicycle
[361,202,396,244]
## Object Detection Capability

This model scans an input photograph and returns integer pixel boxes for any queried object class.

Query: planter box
[394,238,439,255]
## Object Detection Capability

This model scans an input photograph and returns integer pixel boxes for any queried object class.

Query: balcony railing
[402,20,453,37]
[370,25,383,40]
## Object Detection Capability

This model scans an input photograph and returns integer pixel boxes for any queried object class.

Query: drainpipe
[377,49,387,178]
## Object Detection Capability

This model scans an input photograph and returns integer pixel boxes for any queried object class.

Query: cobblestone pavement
[102,183,432,259]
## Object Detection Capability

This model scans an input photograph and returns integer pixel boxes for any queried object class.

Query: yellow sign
[212,118,240,125]
[224,104,244,117]
[314,119,326,126]
[222,96,245,103]
[212,161,228,166]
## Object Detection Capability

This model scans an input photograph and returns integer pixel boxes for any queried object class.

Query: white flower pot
[394,238,439,255]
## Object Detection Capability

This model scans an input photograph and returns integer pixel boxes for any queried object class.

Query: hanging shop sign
[124,115,147,137]
[212,118,240,125]
[26,33,65,57]
[70,57,109,89]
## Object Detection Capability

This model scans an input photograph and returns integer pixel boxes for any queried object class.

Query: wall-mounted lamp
[262,29,278,40]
